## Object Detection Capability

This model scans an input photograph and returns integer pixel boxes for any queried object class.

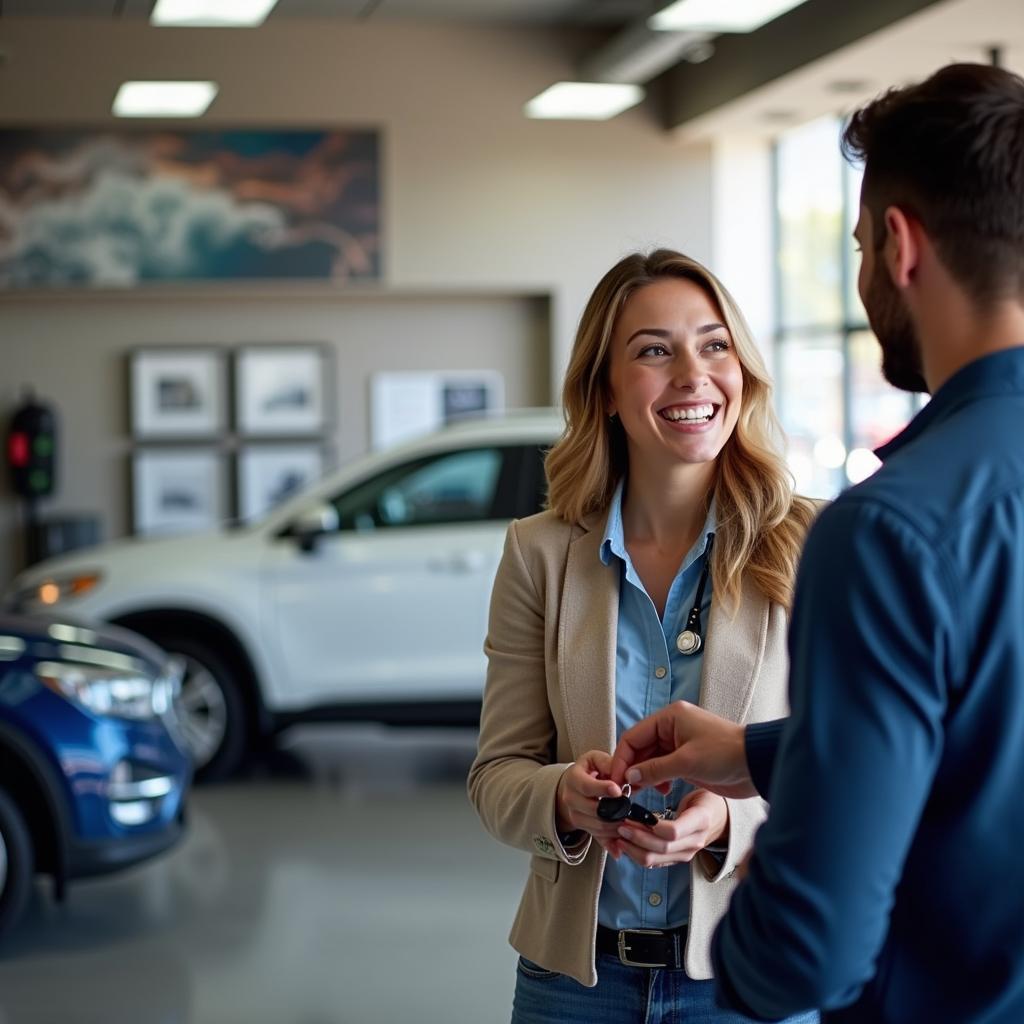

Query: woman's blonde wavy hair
[545,248,817,612]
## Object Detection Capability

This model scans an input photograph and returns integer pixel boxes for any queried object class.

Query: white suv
[8,411,560,780]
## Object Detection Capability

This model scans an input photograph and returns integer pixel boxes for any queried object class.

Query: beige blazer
[468,507,796,988]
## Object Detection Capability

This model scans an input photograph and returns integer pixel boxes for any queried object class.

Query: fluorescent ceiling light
[113,81,219,118]
[524,82,645,121]
[150,0,280,27]
[650,0,808,33]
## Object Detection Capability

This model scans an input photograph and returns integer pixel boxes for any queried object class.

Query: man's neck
[920,295,1024,393]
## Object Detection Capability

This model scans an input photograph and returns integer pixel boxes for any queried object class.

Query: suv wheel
[155,634,247,783]
[0,788,33,940]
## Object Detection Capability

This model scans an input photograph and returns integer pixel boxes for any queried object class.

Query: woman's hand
[555,750,623,842]
[609,788,728,868]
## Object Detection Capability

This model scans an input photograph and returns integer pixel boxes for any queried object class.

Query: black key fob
[596,795,631,822]
[626,803,660,827]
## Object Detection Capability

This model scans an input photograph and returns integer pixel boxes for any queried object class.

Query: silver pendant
[676,629,701,655]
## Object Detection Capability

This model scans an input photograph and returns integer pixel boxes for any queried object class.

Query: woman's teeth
[661,403,715,423]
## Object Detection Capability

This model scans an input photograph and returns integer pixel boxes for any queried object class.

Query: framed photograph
[130,349,225,439]
[235,345,328,436]
[237,445,326,521]
[132,449,224,536]
[370,370,504,450]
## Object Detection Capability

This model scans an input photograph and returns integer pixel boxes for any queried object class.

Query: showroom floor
[0,726,527,1024]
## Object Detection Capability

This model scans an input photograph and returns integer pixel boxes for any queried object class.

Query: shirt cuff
[744,719,785,798]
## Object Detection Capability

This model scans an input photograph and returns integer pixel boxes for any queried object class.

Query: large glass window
[774,116,920,497]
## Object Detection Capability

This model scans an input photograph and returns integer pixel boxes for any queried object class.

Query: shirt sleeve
[712,498,958,1019]
[744,719,784,797]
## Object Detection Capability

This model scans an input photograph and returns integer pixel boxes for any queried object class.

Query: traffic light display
[7,398,57,500]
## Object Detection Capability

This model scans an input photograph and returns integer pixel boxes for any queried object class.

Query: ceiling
[1,0,1021,135]
[0,0,653,26]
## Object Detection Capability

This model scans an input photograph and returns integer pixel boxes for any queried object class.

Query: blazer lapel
[699,574,770,723]
[557,516,619,759]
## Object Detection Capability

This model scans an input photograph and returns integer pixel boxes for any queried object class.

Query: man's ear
[883,205,921,289]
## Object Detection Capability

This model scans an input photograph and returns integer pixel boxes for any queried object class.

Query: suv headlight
[11,572,103,610]
[35,659,173,721]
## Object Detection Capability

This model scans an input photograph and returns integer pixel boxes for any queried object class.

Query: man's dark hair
[842,63,1024,306]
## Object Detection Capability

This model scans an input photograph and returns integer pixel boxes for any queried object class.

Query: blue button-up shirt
[598,480,716,930]
[713,348,1024,1023]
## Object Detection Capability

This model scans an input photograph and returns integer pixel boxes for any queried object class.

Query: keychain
[597,784,676,827]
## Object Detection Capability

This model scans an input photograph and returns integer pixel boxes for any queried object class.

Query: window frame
[772,118,920,497]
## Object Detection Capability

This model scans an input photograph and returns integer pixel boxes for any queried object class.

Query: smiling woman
[469,248,820,1023]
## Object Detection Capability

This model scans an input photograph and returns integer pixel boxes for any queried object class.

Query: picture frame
[370,370,505,450]
[237,444,326,521]
[0,128,381,288]
[235,344,329,437]
[130,348,225,439]
[132,449,225,536]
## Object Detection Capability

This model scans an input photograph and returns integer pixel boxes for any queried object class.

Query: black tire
[150,632,248,784]
[0,787,33,941]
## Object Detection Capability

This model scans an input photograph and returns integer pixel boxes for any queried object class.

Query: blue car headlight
[35,659,173,721]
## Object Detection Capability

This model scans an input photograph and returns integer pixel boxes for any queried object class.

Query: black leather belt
[596,924,688,970]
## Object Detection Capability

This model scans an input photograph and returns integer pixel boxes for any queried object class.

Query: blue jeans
[511,953,819,1024]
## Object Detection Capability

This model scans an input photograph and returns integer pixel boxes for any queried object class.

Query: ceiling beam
[662,0,948,130]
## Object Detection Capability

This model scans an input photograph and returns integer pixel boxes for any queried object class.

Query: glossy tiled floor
[0,726,526,1024]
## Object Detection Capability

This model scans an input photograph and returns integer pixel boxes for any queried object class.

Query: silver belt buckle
[617,928,667,968]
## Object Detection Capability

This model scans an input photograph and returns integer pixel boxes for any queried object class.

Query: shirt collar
[876,347,1024,461]
[599,478,717,567]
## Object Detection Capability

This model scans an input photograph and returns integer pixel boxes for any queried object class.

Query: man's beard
[864,258,928,393]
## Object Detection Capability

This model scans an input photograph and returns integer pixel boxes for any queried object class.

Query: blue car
[0,612,190,939]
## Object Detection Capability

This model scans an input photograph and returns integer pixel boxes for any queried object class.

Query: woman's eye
[638,344,670,357]
[704,339,730,354]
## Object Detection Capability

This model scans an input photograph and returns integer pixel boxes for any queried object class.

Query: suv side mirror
[289,503,340,553]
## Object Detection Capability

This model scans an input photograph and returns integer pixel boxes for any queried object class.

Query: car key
[597,784,675,827]
[597,793,632,822]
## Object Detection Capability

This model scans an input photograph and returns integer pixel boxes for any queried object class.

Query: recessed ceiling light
[650,0,808,33]
[112,81,219,118]
[150,0,280,27]
[524,82,645,121]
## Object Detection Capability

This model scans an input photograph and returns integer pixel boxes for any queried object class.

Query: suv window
[332,448,505,530]
[517,443,550,518]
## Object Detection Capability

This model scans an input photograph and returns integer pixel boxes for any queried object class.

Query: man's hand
[609,701,757,799]
[612,788,729,868]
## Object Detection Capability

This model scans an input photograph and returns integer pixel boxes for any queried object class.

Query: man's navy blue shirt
[713,348,1024,1023]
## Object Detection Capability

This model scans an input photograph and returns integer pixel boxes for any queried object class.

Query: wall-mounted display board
[370,370,504,450]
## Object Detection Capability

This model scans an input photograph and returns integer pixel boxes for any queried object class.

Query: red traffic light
[7,431,29,469]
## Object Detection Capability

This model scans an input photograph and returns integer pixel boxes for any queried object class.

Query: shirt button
[654,666,667,679]
[648,892,663,907]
